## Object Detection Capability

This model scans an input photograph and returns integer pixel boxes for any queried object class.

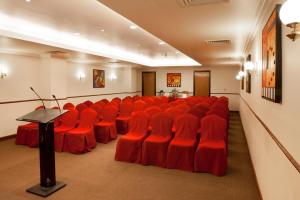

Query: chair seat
[68,128,91,135]
[55,126,73,133]
[116,116,130,121]
[145,135,171,143]
[170,139,196,147]
[96,121,115,127]
[199,140,225,149]
[122,133,146,141]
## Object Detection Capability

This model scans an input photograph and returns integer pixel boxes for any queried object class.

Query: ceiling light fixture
[74,32,80,36]
[280,0,300,41]
[235,75,242,80]
[25,0,31,2]
[100,29,105,32]
[159,41,166,45]
[175,51,180,54]
[129,25,137,30]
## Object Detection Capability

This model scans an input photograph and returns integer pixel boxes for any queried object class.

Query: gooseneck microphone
[30,87,46,109]
[52,95,62,115]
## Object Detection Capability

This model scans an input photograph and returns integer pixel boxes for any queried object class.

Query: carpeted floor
[0,112,260,200]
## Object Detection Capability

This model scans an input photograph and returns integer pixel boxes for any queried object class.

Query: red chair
[189,103,210,120]
[116,101,134,134]
[141,112,173,167]
[83,100,93,107]
[175,103,191,113]
[94,106,118,143]
[75,103,88,118]
[115,111,149,163]
[63,108,98,154]
[90,104,104,122]
[15,105,45,146]
[133,100,146,112]
[145,106,162,117]
[194,114,227,176]
[112,97,121,104]
[160,96,169,104]
[100,99,109,104]
[54,109,79,152]
[132,95,141,102]
[160,103,170,111]
[95,101,106,108]
[63,102,75,110]
[166,114,199,171]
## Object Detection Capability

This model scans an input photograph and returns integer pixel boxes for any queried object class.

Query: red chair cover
[194,114,227,176]
[63,108,98,154]
[90,104,104,122]
[175,103,191,113]
[141,112,173,167]
[54,109,79,152]
[15,105,45,146]
[115,111,149,163]
[133,100,146,112]
[94,106,118,143]
[167,114,199,171]
[189,103,210,121]
[63,102,75,110]
[112,97,121,104]
[160,103,170,111]
[83,100,93,107]
[132,95,141,102]
[116,101,133,134]
[76,103,88,118]
[100,99,109,104]
[145,106,162,117]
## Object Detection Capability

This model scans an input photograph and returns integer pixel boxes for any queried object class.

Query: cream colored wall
[239,2,300,200]
[138,65,240,111]
[0,53,139,138]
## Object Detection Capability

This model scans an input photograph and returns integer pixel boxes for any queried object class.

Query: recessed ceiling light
[74,32,80,36]
[159,41,166,45]
[25,0,31,2]
[100,29,105,32]
[130,25,137,30]
[175,51,180,54]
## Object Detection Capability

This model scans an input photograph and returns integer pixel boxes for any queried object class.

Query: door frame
[142,71,156,96]
[193,70,211,96]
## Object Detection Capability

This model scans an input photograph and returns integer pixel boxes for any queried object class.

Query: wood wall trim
[0,91,142,105]
[0,134,16,142]
[240,96,300,173]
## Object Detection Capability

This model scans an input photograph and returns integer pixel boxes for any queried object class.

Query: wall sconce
[280,0,300,41]
[0,66,8,79]
[109,73,117,81]
[77,71,86,81]
[244,54,254,71]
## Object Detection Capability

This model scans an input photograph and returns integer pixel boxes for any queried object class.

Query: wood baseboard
[0,134,16,142]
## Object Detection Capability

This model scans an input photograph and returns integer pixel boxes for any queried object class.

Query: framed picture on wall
[261,5,282,103]
[93,69,105,88]
[241,65,245,90]
[246,72,251,93]
[167,73,181,87]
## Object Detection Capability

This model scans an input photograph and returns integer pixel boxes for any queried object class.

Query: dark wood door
[194,71,210,96]
[142,72,156,96]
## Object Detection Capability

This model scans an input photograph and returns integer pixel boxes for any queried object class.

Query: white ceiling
[99,0,270,66]
[0,0,273,67]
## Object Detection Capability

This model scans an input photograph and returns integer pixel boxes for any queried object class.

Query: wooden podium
[17,109,68,197]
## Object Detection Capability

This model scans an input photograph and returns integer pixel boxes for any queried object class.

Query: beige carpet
[0,112,260,200]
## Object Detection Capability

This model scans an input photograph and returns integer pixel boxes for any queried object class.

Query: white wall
[239,2,300,199]
[0,53,139,138]
[138,65,240,111]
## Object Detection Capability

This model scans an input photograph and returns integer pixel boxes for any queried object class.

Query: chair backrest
[60,109,79,128]
[77,108,98,129]
[83,100,93,107]
[102,106,118,122]
[119,101,134,117]
[160,103,170,111]
[175,103,191,113]
[100,99,109,104]
[112,97,121,104]
[160,96,169,104]
[35,105,45,110]
[75,103,88,118]
[189,103,210,120]
[128,111,149,134]
[174,113,199,140]
[164,108,182,121]
[150,112,173,137]
[132,95,141,102]
[90,104,103,121]
[95,101,106,108]
[63,102,75,110]
[206,109,228,120]
[201,114,227,141]
[133,100,146,112]
[145,106,162,117]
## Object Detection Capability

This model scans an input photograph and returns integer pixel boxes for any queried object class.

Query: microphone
[52,94,62,115]
[30,87,46,109]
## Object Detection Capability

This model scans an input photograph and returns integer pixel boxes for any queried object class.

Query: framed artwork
[167,73,181,87]
[262,5,282,103]
[93,69,105,88]
[241,65,245,90]
[246,72,251,93]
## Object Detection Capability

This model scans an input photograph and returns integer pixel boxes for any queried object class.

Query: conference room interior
[0,0,299,200]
